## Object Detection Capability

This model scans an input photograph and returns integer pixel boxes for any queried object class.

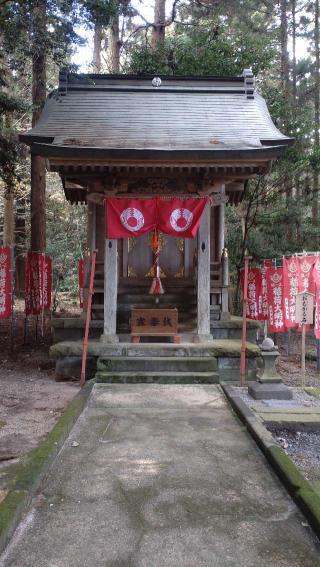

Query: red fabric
[25,252,41,315]
[157,198,208,238]
[240,267,265,320]
[105,197,207,239]
[43,256,52,310]
[79,258,84,309]
[298,256,316,293]
[282,257,300,328]
[106,198,157,238]
[25,252,52,315]
[0,247,12,319]
[313,260,320,339]
[261,265,268,320]
[266,267,286,332]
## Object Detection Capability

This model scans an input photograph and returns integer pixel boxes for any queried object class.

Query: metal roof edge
[260,137,295,147]
[30,142,289,162]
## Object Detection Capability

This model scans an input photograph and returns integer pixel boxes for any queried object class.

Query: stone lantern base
[248,381,293,400]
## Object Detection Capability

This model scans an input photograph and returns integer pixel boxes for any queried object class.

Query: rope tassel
[149,229,164,295]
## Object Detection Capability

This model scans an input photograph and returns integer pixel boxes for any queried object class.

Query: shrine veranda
[20,70,292,382]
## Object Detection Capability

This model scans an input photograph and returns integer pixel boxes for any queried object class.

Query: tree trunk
[92,23,102,73]
[313,0,320,226]
[31,0,47,252]
[15,196,26,295]
[280,0,292,239]
[292,0,297,103]
[109,16,120,73]
[3,190,14,247]
[280,0,290,101]
[152,0,166,48]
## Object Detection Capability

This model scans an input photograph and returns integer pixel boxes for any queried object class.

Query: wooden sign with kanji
[131,308,178,336]
[295,292,314,325]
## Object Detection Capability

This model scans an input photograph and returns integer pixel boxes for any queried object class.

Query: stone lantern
[248,338,293,400]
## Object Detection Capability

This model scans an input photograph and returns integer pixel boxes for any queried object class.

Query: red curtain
[25,252,52,315]
[0,247,12,319]
[106,198,157,238]
[105,197,208,239]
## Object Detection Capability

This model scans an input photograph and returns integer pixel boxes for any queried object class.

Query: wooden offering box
[131,308,179,342]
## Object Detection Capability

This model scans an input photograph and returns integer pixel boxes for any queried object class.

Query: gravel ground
[234,386,320,488]
[0,351,78,466]
[0,304,79,470]
[276,331,320,387]
[236,386,320,411]
[267,425,320,486]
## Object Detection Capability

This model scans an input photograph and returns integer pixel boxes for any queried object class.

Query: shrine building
[20,70,292,382]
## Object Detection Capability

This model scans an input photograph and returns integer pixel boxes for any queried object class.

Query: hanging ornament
[149,229,164,296]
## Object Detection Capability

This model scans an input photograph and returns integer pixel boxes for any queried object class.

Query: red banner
[157,198,208,238]
[283,257,300,328]
[105,197,208,239]
[79,258,84,309]
[0,247,12,319]
[106,198,157,238]
[261,265,268,320]
[266,267,286,332]
[313,260,320,339]
[240,267,265,320]
[42,256,52,310]
[298,255,316,293]
[25,252,52,315]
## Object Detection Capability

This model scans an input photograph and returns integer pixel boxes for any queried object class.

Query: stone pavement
[1,384,320,567]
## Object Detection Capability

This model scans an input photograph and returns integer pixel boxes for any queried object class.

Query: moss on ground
[296,488,320,535]
[211,340,261,358]
[0,381,93,552]
[304,387,320,399]
[267,445,310,493]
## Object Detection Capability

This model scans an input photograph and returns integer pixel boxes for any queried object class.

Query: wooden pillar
[196,202,213,342]
[218,183,226,258]
[31,153,46,252]
[101,203,118,342]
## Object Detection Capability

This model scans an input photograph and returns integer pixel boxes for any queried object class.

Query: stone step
[95,371,220,384]
[97,356,217,372]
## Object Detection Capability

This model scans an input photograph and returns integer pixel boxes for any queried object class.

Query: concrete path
[1,384,320,567]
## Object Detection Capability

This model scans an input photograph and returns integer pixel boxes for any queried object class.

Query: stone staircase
[95,346,219,384]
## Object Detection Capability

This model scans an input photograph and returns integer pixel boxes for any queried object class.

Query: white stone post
[101,203,118,343]
[196,202,213,342]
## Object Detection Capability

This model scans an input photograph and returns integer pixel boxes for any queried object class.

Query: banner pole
[240,256,251,386]
[317,339,320,373]
[301,323,306,388]
[80,250,97,387]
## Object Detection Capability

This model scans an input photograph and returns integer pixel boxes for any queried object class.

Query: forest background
[0,0,319,301]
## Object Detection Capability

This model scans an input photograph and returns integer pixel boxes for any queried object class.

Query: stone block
[55,356,96,381]
[248,382,293,400]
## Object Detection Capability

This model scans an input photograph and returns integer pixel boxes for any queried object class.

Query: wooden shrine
[20,70,292,347]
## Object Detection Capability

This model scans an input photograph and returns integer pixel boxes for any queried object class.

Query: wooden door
[123,234,196,279]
